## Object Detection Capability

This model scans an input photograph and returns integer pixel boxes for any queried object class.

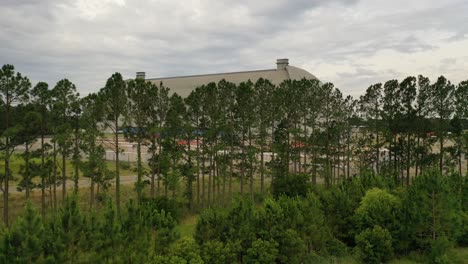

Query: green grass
[177,214,198,238]
[387,248,468,264]
[0,154,138,184]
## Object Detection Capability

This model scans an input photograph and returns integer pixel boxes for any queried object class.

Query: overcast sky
[1,0,467,97]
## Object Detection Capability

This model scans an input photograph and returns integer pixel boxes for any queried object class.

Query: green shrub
[425,237,461,264]
[355,225,393,264]
[354,187,401,249]
[200,240,240,264]
[245,239,279,264]
[272,173,309,198]
[141,196,181,221]
[119,162,131,170]
[402,169,463,253]
[168,237,203,264]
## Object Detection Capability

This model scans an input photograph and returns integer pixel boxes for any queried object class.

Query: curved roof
[145,59,319,97]
[286,65,319,81]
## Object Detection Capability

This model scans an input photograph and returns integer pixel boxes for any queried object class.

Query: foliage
[245,239,279,264]
[355,225,393,264]
[272,173,309,198]
[0,202,44,263]
[401,168,464,256]
[354,187,401,245]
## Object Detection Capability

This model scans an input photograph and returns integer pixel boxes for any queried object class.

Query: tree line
[1,64,467,226]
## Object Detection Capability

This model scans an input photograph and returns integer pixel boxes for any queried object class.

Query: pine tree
[0,64,30,226]
[235,81,256,197]
[403,168,462,254]
[15,104,41,199]
[30,81,51,218]
[146,82,161,198]
[382,79,401,182]
[453,80,467,176]
[126,78,152,203]
[0,202,44,263]
[100,72,127,215]
[217,80,238,203]
[359,83,383,173]
[51,79,79,202]
[398,76,417,185]
[415,75,432,177]
[81,93,110,207]
[185,87,203,206]
[59,196,85,261]
[163,93,186,199]
[428,76,455,173]
[255,78,275,194]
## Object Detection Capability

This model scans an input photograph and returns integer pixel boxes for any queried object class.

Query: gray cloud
[0,0,467,96]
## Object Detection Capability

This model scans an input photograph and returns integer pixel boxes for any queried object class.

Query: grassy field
[0,153,140,185]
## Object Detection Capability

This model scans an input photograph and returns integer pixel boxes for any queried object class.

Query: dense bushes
[271,173,309,198]
[0,197,179,263]
[193,169,466,263]
[355,225,393,263]
[0,169,465,263]
[194,195,343,263]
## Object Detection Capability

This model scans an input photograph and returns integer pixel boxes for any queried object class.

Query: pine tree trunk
[347,131,351,179]
[457,144,462,177]
[223,149,227,204]
[201,149,205,207]
[229,135,233,202]
[376,125,380,174]
[53,140,57,210]
[3,103,10,226]
[137,138,142,203]
[303,118,307,175]
[90,178,95,209]
[260,145,264,194]
[74,128,79,194]
[287,129,291,178]
[271,121,275,162]
[432,190,436,240]
[439,136,444,174]
[115,118,121,215]
[415,135,420,177]
[406,133,411,186]
[249,126,254,201]
[41,133,46,219]
[240,122,245,194]
[188,138,193,211]
[196,133,200,206]
[25,142,30,199]
[62,153,66,203]
[158,138,162,196]
[215,150,220,206]
[208,149,212,208]
[393,136,398,183]
[151,137,156,198]
[312,126,317,185]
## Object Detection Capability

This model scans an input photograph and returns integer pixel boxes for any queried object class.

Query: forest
[0,63,467,263]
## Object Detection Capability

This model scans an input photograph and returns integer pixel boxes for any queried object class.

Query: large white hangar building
[137,59,319,97]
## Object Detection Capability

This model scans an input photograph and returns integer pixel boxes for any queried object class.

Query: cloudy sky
[1,0,467,97]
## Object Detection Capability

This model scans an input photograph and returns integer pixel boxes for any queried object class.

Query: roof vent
[136,72,145,79]
[276,58,289,70]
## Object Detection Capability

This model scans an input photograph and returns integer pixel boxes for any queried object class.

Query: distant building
[136,58,319,97]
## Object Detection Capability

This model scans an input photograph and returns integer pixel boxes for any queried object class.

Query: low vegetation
[0,170,466,263]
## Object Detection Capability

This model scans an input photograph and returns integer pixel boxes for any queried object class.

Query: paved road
[8,175,138,194]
